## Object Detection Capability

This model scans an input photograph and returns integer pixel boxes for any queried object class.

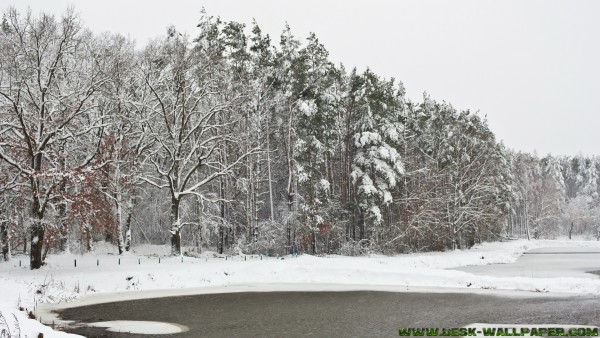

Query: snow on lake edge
[3,239,600,338]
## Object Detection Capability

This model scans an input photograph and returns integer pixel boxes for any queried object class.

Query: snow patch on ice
[89,320,188,334]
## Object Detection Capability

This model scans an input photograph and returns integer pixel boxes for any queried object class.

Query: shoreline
[38,282,593,328]
[6,239,600,336]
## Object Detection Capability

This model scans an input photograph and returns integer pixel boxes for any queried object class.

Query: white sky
[5,0,600,156]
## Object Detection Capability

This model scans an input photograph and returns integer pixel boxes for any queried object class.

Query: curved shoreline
[27,242,600,335]
[38,282,588,328]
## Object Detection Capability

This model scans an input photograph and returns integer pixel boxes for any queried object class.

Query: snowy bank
[0,307,77,338]
[2,239,600,337]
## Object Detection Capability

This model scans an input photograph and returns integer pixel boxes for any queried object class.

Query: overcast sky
[5,0,600,156]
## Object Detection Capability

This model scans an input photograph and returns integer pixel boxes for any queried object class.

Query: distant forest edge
[0,8,598,269]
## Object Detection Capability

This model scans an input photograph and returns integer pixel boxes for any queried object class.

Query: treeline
[0,9,597,269]
[509,153,600,240]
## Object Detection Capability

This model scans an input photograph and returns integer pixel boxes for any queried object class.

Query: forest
[0,8,599,269]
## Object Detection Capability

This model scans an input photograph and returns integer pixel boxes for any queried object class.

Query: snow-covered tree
[140,18,258,256]
[350,70,405,246]
[96,33,150,254]
[0,6,596,259]
[0,9,109,268]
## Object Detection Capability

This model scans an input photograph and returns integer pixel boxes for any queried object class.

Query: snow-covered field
[2,239,600,337]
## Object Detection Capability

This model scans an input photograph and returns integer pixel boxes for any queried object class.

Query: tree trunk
[253,166,259,243]
[117,196,135,254]
[58,201,69,253]
[171,228,181,256]
[30,156,46,269]
[57,149,69,253]
[30,195,45,269]
[124,210,133,251]
[59,223,69,253]
[286,105,295,254]
[116,200,125,255]
[85,225,94,251]
[170,197,181,256]
[218,224,224,255]
[287,187,293,254]
[266,126,275,222]
[467,227,475,249]
[524,199,531,241]
[246,167,252,243]
[569,222,574,240]
[196,225,202,253]
[218,176,225,255]
[30,222,45,269]
[358,208,365,241]
[1,221,10,261]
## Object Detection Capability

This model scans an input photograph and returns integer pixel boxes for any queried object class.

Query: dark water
[59,291,600,338]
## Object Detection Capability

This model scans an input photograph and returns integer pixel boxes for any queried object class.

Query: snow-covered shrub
[339,239,372,256]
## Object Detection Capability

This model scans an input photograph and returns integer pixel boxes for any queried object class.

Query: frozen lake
[60,291,600,337]
[454,246,600,278]
[54,245,600,337]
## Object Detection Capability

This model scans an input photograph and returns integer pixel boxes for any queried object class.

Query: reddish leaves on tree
[68,169,117,244]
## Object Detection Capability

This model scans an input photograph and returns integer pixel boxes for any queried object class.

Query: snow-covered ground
[2,239,600,337]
